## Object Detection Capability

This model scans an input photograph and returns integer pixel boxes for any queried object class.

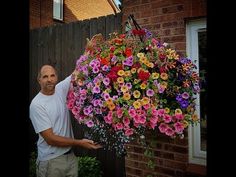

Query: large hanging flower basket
[67,16,200,155]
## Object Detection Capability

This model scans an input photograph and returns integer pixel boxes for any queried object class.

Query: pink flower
[104,115,112,124]
[165,127,175,137]
[174,122,184,133]
[116,108,123,118]
[163,114,172,123]
[123,117,130,126]
[116,123,124,130]
[125,128,134,136]
[86,120,94,127]
[158,123,167,133]
[143,103,150,110]
[175,114,184,120]
[128,108,136,117]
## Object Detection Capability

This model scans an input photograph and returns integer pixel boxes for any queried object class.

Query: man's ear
[37,78,41,84]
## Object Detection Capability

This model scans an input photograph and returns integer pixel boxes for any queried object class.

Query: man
[30,64,101,177]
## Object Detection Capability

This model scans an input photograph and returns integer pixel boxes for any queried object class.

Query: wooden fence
[29,13,126,177]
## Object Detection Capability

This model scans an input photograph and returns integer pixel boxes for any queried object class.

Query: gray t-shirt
[30,76,74,161]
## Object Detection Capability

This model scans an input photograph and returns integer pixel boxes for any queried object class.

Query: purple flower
[86,120,94,127]
[102,65,109,71]
[103,77,110,86]
[111,55,117,63]
[126,82,132,89]
[92,67,99,73]
[176,94,183,102]
[181,92,189,99]
[92,86,100,94]
[146,89,154,97]
[180,100,189,108]
[123,56,133,66]
[76,55,88,64]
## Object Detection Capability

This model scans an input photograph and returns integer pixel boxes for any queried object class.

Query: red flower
[132,62,141,69]
[107,65,123,82]
[124,48,132,57]
[100,58,110,66]
[138,70,150,81]
[114,38,123,45]
[110,46,115,52]
[159,53,166,61]
[119,34,126,38]
[159,66,167,73]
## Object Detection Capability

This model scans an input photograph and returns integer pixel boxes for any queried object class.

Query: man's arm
[40,128,102,149]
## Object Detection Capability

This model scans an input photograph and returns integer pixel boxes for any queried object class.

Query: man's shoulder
[30,93,43,107]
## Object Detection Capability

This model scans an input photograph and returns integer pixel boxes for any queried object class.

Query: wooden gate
[29,13,126,177]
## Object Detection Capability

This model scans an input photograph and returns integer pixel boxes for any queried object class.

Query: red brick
[163,159,187,170]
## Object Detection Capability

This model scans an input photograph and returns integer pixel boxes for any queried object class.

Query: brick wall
[122,0,206,56]
[30,0,120,29]
[30,0,54,29]
[122,0,206,176]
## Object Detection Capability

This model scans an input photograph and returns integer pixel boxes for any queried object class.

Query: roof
[65,0,121,21]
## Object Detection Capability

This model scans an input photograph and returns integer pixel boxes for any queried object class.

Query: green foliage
[78,156,103,177]
[29,151,37,177]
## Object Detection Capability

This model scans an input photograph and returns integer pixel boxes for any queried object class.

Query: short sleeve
[30,103,52,134]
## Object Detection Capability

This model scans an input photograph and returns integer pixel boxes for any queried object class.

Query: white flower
[163,42,169,47]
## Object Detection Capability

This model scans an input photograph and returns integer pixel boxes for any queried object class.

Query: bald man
[30,65,101,177]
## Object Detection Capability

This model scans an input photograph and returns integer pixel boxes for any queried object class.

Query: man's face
[38,65,58,95]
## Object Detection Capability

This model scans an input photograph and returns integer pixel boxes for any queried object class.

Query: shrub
[29,151,37,177]
[78,156,103,177]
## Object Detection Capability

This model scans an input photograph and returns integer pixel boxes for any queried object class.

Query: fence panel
[30,13,125,177]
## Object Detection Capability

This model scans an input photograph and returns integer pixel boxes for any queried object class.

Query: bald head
[38,65,57,80]
[38,65,58,95]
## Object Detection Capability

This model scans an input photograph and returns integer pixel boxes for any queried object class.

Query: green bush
[29,151,37,177]
[78,156,103,177]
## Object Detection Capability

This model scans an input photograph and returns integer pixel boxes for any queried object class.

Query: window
[186,19,207,166]
[53,0,63,21]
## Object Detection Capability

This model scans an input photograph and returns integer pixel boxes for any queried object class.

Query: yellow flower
[133,100,141,109]
[175,109,182,115]
[121,85,129,93]
[147,62,154,68]
[77,79,84,86]
[144,60,149,66]
[183,120,189,128]
[118,70,125,76]
[160,73,168,80]
[152,72,159,79]
[104,89,110,93]
[134,79,140,84]
[165,107,170,113]
[192,114,199,121]
[108,103,116,111]
[139,57,147,63]
[161,81,168,89]
[124,70,131,77]
[133,90,141,98]
[140,82,147,89]
[117,77,124,83]
[123,93,131,100]
[141,97,150,105]
[131,68,136,74]
[137,52,144,58]
[95,82,100,86]
[106,98,113,105]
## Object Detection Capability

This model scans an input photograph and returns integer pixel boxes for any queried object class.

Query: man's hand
[78,138,103,149]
